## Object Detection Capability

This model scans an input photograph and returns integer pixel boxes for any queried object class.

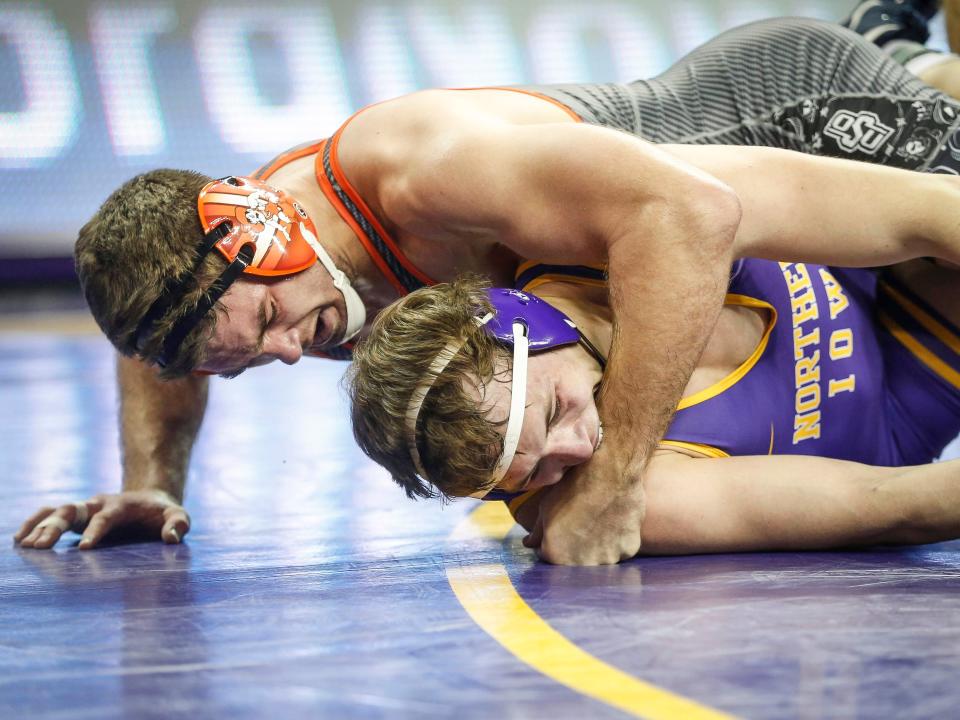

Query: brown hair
[75,169,227,378]
[348,276,511,500]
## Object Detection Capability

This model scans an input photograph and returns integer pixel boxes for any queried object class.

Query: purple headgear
[404,287,605,500]
[484,288,581,351]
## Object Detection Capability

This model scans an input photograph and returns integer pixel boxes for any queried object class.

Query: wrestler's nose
[539,423,595,487]
[263,328,303,365]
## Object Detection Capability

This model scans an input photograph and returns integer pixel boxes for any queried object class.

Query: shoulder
[338,90,483,169]
[334,91,496,220]
[336,88,585,185]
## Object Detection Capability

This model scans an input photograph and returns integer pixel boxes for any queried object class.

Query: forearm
[641,454,960,555]
[662,144,960,266]
[777,460,960,548]
[756,461,960,549]
[117,354,208,502]
[599,189,740,479]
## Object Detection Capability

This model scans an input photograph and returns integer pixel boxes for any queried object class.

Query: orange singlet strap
[316,104,437,295]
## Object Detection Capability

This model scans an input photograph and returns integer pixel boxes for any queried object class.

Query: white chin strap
[404,317,530,495]
[300,222,366,344]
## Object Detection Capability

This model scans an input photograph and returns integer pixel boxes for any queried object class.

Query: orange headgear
[197,176,318,276]
[130,176,365,368]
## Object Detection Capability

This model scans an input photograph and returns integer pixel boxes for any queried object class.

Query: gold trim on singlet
[520,274,608,292]
[507,488,545,516]
[514,269,777,415]
[878,310,960,390]
[514,261,608,293]
[880,280,960,355]
[676,294,777,411]
[656,440,730,459]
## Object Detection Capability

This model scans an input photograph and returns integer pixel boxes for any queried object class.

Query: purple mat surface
[2,329,959,719]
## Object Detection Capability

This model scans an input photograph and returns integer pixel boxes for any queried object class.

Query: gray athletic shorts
[526,17,960,173]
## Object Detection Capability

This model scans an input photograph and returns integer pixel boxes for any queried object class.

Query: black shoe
[841,0,937,45]
[911,0,942,20]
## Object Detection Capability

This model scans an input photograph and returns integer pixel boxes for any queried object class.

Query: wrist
[122,474,184,504]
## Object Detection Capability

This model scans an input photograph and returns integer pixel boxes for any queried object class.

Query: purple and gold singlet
[518,258,960,467]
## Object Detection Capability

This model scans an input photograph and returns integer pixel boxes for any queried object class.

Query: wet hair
[75,169,227,378]
[348,276,511,500]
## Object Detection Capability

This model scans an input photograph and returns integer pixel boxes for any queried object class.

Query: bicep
[640,453,904,555]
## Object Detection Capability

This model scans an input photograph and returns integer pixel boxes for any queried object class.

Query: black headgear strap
[130,221,254,368]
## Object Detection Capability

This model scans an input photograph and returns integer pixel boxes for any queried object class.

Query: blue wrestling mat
[2,320,960,719]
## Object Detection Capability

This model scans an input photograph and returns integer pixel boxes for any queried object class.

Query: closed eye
[253,300,278,355]
[520,395,560,490]
[549,395,561,429]
[219,300,277,380]
[502,383,562,495]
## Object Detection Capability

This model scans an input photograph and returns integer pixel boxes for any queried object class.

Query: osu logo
[823,110,895,154]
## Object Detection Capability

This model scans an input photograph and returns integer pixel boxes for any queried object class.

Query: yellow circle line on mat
[445,502,737,720]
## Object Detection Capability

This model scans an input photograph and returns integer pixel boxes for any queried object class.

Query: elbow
[669,177,742,262]
[703,181,742,258]
[866,480,935,546]
[890,502,941,545]
[609,174,741,268]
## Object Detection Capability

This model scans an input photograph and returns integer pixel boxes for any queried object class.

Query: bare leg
[914,1,960,96]
[913,56,960,96]
[946,0,960,50]
[842,0,960,98]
